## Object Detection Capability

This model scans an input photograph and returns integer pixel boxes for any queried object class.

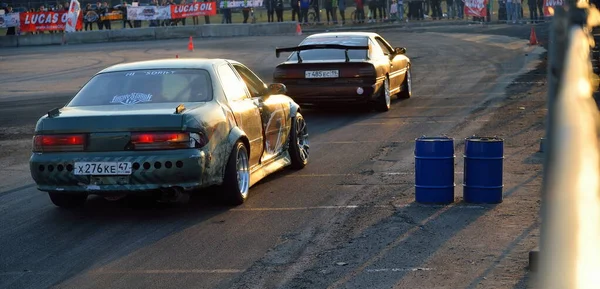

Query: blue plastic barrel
[463,136,504,204]
[414,136,455,204]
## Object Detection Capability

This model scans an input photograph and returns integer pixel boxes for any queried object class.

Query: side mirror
[267,83,287,95]
[395,47,407,54]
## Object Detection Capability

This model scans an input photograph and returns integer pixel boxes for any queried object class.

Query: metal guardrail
[537,2,600,288]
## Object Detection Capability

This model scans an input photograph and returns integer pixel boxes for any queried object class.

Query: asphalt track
[0,25,547,289]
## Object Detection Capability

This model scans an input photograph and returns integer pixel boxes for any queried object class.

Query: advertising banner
[0,12,20,28]
[126,6,171,20]
[171,2,217,18]
[65,0,81,33]
[463,0,487,17]
[543,0,565,17]
[20,12,83,32]
[219,0,263,8]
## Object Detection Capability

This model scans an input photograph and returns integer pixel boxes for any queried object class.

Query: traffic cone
[529,26,538,45]
[188,36,194,52]
[296,23,302,36]
[176,54,179,58]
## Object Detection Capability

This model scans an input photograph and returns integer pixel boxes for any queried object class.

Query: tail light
[273,67,287,79]
[358,67,376,77]
[130,132,207,150]
[33,134,86,152]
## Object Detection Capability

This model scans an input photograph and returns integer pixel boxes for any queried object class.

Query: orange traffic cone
[529,26,538,45]
[296,23,302,36]
[188,36,194,52]
[176,54,179,58]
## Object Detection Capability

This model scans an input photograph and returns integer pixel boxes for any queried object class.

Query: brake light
[33,134,86,152]
[130,132,192,150]
[358,67,376,77]
[273,67,287,79]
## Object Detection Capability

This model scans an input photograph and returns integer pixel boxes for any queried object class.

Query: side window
[217,65,248,102]
[369,38,385,59]
[375,37,394,55]
[233,64,268,98]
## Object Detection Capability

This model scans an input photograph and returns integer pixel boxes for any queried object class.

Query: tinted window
[217,64,249,102]
[233,64,268,98]
[287,36,369,61]
[67,69,213,107]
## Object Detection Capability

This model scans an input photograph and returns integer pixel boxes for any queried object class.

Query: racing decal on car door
[263,106,287,156]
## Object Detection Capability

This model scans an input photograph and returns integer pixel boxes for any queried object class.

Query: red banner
[170,2,217,18]
[543,0,565,17]
[464,0,488,17]
[20,12,83,32]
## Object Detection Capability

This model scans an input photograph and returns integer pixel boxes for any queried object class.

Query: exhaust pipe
[159,187,190,204]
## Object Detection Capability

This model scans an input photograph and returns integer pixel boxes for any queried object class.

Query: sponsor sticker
[110,93,153,105]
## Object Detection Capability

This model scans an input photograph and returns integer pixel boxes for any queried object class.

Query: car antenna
[345,49,350,62]
[297,50,303,63]
[175,103,186,114]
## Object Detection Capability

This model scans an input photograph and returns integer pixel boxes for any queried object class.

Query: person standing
[368,0,377,22]
[101,2,111,30]
[266,0,275,22]
[300,0,310,23]
[242,0,251,23]
[338,0,346,24]
[203,0,211,23]
[325,0,334,24]
[377,0,386,21]
[310,0,320,23]
[512,0,521,23]
[275,0,284,21]
[291,0,300,21]
[121,1,133,28]
[505,0,512,22]
[527,0,537,23]
[430,0,441,19]
[446,0,453,18]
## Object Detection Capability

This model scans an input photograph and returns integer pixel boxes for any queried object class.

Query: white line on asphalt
[353,120,490,125]
[366,267,434,273]
[90,269,244,274]
[230,204,486,212]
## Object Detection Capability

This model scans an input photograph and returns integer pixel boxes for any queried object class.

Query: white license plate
[74,162,132,176]
[305,70,339,79]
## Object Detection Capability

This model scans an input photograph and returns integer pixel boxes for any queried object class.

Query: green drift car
[29,59,310,208]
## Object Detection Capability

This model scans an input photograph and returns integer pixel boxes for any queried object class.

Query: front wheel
[398,65,412,99]
[289,113,309,169]
[220,141,250,206]
[48,192,87,209]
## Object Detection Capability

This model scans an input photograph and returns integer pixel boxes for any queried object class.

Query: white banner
[127,6,171,20]
[65,0,81,32]
[219,0,263,8]
[0,12,20,28]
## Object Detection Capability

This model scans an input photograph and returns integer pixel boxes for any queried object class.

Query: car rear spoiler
[275,44,369,63]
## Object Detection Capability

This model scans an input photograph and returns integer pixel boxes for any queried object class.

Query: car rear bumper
[278,79,381,105]
[29,149,208,194]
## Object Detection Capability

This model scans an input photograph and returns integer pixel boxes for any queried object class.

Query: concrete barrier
[0,22,297,48]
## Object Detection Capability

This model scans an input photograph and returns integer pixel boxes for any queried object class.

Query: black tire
[374,76,391,112]
[398,65,412,99]
[220,141,250,206]
[289,112,310,169]
[48,192,87,209]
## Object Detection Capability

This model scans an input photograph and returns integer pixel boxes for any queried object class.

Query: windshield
[67,69,213,107]
[287,36,369,61]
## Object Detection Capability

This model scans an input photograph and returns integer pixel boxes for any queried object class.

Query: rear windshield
[287,36,369,61]
[67,69,213,107]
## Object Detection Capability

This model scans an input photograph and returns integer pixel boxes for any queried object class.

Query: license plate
[305,70,339,79]
[74,162,132,176]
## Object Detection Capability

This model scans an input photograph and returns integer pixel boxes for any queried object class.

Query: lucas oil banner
[170,2,217,18]
[19,11,83,32]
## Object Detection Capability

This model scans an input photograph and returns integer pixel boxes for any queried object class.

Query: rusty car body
[273,32,412,111]
[29,58,310,208]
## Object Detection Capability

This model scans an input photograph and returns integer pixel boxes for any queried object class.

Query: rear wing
[275,44,370,63]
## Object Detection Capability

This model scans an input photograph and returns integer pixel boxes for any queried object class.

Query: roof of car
[98,58,232,74]
[305,32,379,39]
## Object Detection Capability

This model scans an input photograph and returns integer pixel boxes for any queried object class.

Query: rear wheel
[374,76,391,112]
[221,141,250,206]
[398,65,412,99]
[289,113,310,169]
[48,192,87,209]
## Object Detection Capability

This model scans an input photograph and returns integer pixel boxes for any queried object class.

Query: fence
[536,1,600,288]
